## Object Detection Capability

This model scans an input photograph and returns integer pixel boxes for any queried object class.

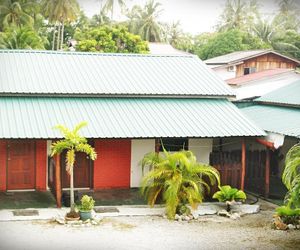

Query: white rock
[230,213,241,220]
[287,224,296,230]
[192,212,199,220]
[231,204,260,214]
[55,218,65,225]
[175,214,181,220]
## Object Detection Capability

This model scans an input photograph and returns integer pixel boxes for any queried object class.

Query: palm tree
[103,0,125,21]
[0,25,45,49]
[140,148,220,219]
[137,0,163,42]
[51,122,97,213]
[218,0,259,32]
[0,0,35,30]
[41,0,79,50]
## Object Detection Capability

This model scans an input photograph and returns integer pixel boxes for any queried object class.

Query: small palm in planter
[79,195,95,221]
[213,185,246,212]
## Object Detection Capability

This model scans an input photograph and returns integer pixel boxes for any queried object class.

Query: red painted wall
[0,140,6,191]
[94,139,131,189]
[35,140,47,191]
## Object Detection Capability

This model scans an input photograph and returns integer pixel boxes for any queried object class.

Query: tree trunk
[70,165,75,212]
[56,24,61,50]
[52,25,56,51]
[60,20,64,50]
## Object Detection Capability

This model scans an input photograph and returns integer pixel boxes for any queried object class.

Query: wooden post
[265,149,270,198]
[241,139,246,191]
[55,154,62,208]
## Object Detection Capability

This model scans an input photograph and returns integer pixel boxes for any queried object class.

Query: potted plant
[213,185,247,212]
[79,195,95,221]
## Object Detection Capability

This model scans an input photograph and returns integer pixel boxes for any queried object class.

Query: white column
[130,139,155,187]
[188,138,213,164]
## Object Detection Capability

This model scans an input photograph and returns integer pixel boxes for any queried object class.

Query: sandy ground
[0,202,299,250]
[0,213,299,250]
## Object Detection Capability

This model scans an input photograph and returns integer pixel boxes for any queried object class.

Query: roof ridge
[0,49,195,58]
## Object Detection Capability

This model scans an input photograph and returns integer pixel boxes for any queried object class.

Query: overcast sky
[78,0,278,34]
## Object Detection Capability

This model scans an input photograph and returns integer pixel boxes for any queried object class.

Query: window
[158,138,188,152]
[244,67,256,75]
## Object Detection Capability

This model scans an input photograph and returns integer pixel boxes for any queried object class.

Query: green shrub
[276,206,300,225]
[213,185,247,202]
[140,148,220,219]
[79,195,95,212]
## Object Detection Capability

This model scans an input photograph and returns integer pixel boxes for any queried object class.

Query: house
[236,81,300,197]
[0,50,264,201]
[227,68,300,100]
[148,42,190,55]
[205,50,300,81]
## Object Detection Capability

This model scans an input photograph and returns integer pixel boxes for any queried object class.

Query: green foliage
[0,25,46,49]
[75,25,149,53]
[79,195,95,211]
[0,0,35,30]
[125,0,163,42]
[194,29,269,60]
[281,143,300,209]
[140,148,220,219]
[51,121,97,173]
[276,205,300,225]
[212,185,247,202]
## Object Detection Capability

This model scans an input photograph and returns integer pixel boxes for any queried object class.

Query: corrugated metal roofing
[205,50,270,64]
[204,50,300,66]
[255,80,300,107]
[241,105,300,138]
[0,97,265,139]
[226,68,294,85]
[0,50,233,97]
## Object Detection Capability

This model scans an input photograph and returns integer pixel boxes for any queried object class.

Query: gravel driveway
[0,208,299,250]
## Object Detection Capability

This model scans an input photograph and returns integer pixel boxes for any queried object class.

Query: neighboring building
[227,68,300,100]
[148,42,190,55]
[239,81,300,197]
[205,50,300,81]
[0,50,264,195]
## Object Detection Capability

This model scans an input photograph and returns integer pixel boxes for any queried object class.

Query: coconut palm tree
[140,148,220,219]
[103,0,125,21]
[137,0,163,42]
[51,122,97,214]
[41,0,79,50]
[0,25,45,49]
[0,0,35,30]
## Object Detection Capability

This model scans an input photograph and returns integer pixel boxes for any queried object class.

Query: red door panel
[7,141,35,190]
[94,139,131,189]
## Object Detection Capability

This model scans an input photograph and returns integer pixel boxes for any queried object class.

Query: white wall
[213,67,236,80]
[188,139,213,164]
[130,139,155,187]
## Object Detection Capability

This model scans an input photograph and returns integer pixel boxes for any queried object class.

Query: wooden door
[7,141,35,190]
[61,152,91,188]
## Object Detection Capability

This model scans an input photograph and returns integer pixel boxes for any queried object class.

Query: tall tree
[0,0,35,30]
[273,0,300,31]
[0,25,45,49]
[137,0,163,42]
[51,122,97,214]
[103,0,125,21]
[217,0,260,32]
[42,0,79,50]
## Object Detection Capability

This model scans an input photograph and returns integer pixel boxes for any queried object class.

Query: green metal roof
[256,80,300,107]
[241,104,300,138]
[0,97,265,139]
[0,50,234,97]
